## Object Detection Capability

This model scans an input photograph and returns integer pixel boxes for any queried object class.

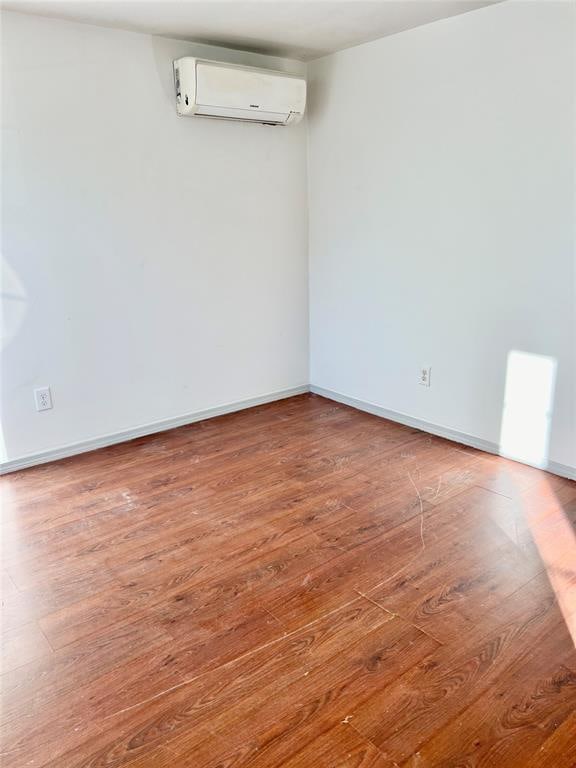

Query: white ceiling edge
[0,1,505,62]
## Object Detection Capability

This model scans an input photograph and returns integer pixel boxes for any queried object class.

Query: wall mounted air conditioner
[173,58,306,126]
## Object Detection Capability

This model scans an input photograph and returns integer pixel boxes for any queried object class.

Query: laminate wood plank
[0,619,172,727]
[0,643,187,765]
[120,728,233,768]
[524,711,576,768]
[98,471,367,584]
[93,606,436,768]
[36,596,398,768]
[3,615,303,768]
[471,452,557,499]
[36,529,341,649]
[266,484,539,638]
[4,478,359,631]
[349,572,575,764]
[120,745,187,768]
[363,488,547,643]
[258,524,430,632]
[3,470,305,575]
[167,722,390,768]
[0,621,52,674]
[356,434,481,496]
[513,480,576,644]
[198,619,437,768]
[401,654,576,767]
[281,724,388,768]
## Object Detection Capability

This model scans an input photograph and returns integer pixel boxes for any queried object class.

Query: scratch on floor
[407,471,426,552]
[365,470,427,594]
[430,474,443,501]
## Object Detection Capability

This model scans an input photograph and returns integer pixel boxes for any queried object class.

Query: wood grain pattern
[1,393,575,767]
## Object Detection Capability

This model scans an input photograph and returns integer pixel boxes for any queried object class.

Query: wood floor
[1,394,575,767]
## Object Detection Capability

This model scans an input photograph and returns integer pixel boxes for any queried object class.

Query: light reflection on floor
[499,349,574,646]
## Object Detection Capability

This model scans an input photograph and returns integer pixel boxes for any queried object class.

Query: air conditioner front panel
[195,61,305,118]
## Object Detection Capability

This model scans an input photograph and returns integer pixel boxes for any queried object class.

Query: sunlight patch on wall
[499,350,557,469]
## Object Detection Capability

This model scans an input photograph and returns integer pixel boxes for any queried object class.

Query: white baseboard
[310,385,576,482]
[3,383,574,482]
[0,385,309,475]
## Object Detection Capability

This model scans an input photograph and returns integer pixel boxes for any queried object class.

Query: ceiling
[1,0,503,61]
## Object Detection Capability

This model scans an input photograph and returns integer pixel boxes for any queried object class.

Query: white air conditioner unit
[173,58,306,126]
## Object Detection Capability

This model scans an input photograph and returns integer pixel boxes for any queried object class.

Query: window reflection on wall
[499,350,557,469]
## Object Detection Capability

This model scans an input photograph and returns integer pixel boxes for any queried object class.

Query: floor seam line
[354,588,398,618]
[346,721,391,762]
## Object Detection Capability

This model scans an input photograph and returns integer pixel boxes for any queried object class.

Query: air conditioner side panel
[174,57,198,116]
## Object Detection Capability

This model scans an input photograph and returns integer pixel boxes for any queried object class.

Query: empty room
[1,0,575,765]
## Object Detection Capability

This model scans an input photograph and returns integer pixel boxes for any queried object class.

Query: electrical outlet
[34,386,53,411]
[419,366,431,387]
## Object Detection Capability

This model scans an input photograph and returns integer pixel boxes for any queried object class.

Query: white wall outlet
[34,386,53,411]
[419,366,432,387]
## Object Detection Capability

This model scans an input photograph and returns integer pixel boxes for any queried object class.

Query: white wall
[308,0,575,473]
[1,11,309,463]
